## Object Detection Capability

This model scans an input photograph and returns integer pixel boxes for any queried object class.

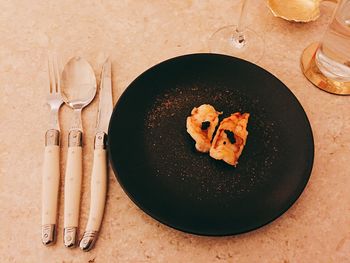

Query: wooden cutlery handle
[64,130,83,248]
[42,129,60,245]
[80,133,108,251]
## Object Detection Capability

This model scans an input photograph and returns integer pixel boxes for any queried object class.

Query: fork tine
[56,55,63,94]
[48,54,55,94]
[53,55,60,94]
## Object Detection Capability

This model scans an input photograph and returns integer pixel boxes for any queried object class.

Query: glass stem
[232,0,249,48]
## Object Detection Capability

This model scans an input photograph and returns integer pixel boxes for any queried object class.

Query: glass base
[209,25,265,63]
[301,42,350,95]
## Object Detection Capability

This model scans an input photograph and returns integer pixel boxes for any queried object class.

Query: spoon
[61,56,97,248]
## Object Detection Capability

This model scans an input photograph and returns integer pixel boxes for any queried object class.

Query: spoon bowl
[62,57,97,110]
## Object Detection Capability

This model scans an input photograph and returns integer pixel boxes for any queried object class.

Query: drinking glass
[301,0,350,95]
[209,0,265,63]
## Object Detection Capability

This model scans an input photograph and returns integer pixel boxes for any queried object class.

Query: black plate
[108,54,314,236]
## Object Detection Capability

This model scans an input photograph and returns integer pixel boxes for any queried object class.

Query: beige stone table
[1,0,350,262]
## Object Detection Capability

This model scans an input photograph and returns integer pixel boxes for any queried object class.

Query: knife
[79,58,113,251]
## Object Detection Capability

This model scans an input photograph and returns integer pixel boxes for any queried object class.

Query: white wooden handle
[41,135,60,245]
[42,145,60,224]
[79,132,108,251]
[86,148,107,231]
[63,130,83,248]
[64,146,83,227]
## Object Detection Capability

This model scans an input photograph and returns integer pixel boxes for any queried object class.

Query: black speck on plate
[108,53,314,236]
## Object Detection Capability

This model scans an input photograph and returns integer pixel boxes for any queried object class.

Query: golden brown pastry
[209,113,249,166]
[186,104,221,153]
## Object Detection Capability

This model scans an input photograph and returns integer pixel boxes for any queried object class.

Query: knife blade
[79,58,113,251]
[95,59,113,135]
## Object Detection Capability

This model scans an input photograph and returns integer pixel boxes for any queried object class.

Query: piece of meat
[186,104,221,153]
[209,113,249,166]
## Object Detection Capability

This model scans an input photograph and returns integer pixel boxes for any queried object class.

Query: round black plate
[108,54,314,236]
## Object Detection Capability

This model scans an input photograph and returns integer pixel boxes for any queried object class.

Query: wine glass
[209,0,265,63]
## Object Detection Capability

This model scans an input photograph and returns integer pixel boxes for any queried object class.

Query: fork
[42,55,63,245]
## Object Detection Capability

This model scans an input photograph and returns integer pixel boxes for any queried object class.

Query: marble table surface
[1,0,349,262]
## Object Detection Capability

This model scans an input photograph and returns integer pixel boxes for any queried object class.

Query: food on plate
[209,113,250,166]
[186,104,221,153]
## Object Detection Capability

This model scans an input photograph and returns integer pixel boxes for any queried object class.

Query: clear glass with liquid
[316,0,350,82]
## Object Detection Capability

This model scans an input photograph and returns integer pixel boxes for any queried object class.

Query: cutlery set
[42,55,113,251]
